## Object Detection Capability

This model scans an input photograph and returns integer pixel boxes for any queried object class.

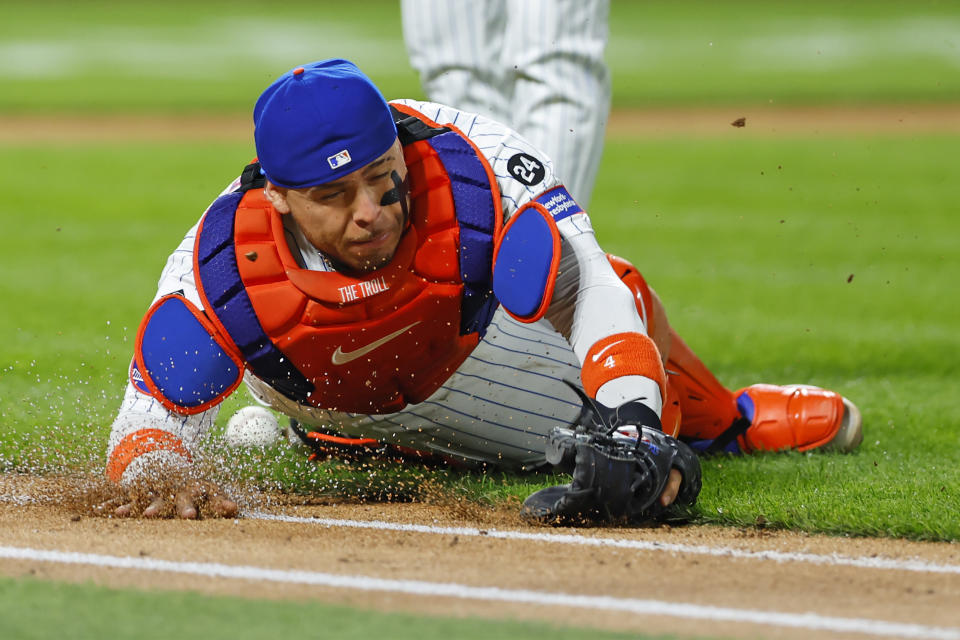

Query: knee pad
[606,253,656,336]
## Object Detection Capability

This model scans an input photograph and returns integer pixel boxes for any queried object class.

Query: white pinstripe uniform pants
[401,0,611,208]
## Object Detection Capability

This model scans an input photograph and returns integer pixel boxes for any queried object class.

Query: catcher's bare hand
[110,480,237,519]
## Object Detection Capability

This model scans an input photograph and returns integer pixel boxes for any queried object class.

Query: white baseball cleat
[821,396,863,453]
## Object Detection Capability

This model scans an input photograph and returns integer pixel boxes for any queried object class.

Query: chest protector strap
[194,107,502,414]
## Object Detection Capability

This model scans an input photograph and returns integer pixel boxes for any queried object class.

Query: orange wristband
[106,428,192,483]
[581,332,666,402]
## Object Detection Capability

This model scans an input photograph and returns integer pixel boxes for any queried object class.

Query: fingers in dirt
[142,495,169,518]
[211,496,239,518]
[105,479,238,519]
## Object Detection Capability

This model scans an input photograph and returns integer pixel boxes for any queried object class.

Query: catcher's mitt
[522,382,701,524]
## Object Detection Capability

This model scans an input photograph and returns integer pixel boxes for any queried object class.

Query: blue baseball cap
[253,59,398,189]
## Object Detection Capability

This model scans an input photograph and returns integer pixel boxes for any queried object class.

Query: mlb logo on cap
[328,149,352,170]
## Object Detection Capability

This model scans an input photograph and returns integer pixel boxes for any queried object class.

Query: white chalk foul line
[247,511,960,575]
[2,492,955,574]
[1,544,957,640]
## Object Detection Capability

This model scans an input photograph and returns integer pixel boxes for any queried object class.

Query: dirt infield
[1,104,959,143]
[1,474,958,638]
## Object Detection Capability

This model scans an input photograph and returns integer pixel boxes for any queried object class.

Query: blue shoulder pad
[492,202,561,323]
[134,294,244,414]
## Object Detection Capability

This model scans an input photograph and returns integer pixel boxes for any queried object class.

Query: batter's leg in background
[401,0,511,123]
[402,0,611,207]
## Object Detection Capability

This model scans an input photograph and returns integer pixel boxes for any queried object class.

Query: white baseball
[225,406,282,448]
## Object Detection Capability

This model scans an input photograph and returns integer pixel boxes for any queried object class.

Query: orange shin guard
[606,256,862,454]
[607,254,737,441]
[665,331,739,440]
[660,376,682,438]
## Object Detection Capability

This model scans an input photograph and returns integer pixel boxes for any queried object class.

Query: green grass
[0,142,253,473]
[593,134,960,539]
[0,0,957,112]
[0,576,666,640]
[607,0,960,106]
[0,0,419,113]
[1,131,957,541]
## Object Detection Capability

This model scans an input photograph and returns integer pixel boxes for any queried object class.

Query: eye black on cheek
[380,170,409,207]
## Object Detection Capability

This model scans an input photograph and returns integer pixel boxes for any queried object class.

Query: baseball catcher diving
[105,59,863,521]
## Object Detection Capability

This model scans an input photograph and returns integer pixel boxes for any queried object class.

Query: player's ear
[264,182,291,214]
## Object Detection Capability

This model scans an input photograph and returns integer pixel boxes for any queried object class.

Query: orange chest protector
[194,108,503,414]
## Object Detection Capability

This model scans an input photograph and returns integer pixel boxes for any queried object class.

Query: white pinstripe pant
[402,0,611,208]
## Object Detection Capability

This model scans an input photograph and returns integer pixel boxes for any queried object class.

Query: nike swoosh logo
[591,339,625,362]
[331,322,422,365]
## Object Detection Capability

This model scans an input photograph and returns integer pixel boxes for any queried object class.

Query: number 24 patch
[507,152,545,186]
